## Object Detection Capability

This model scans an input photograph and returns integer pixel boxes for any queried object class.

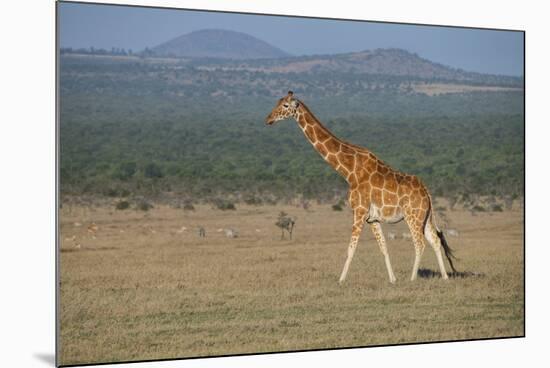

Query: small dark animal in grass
[198,227,206,237]
[276,212,296,240]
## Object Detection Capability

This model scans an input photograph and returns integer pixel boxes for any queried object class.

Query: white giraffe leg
[410,244,425,281]
[338,208,366,283]
[370,222,397,284]
[424,220,449,280]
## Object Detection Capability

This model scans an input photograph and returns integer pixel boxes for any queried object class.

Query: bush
[244,195,263,205]
[491,204,503,212]
[106,187,131,197]
[115,200,130,210]
[332,203,343,211]
[263,196,277,205]
[183,203,195,211]
[137,200,154,211]
[144,163,163,178]
[472,205,486,212]
[116,162,137,181]
[105,188,119,197]
[213,198,236,211]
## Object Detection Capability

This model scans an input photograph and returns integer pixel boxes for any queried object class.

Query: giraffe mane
[297,99,372,154]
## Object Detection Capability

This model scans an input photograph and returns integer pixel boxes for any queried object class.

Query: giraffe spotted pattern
[266,91,457,283]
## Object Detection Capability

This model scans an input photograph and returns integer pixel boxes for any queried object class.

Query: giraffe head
[265,91,301,125]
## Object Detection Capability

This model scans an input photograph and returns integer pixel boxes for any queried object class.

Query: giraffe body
[266,91,457,283]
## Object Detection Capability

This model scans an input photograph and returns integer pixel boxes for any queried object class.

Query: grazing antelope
[402,232,413,240]
[87,223,98,234]
[446,229,459,237]
[275,212,296,240]
[224,228,238,238]
[198,227,206,238]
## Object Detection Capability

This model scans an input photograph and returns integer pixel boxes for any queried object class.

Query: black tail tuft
[437,230,458,273]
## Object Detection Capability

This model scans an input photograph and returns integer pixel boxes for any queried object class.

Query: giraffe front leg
[410,242,425,281]
[370,222,397,284]
[338,207,367,284]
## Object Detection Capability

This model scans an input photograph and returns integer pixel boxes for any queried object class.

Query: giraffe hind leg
[405,215,426,281]
[424,219,449,280]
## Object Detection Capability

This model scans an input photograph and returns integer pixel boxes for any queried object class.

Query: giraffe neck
[294,103,359,181]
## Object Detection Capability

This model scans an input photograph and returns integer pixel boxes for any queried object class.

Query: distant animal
[87,223,98,239]
[446,229,459,237]
[176,226,187,234]
[275,211,296,240]
[266,91,457,284]
[198,227,206,237]
[402,232,412,240]
[387,232,396,240]
[64,235,81,249]
[224,228,238,238]
[87,223,98,234]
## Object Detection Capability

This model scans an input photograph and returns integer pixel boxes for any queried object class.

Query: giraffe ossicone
[266,92,457,283]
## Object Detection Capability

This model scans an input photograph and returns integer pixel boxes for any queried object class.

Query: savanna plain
[59,200,524,365]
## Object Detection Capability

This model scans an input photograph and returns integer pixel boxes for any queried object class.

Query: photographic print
[57,1,524,366]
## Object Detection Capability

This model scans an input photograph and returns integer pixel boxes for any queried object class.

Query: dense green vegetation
[59,55,524,201]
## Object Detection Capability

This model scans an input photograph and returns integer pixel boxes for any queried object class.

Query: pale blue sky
[59,2,524,76]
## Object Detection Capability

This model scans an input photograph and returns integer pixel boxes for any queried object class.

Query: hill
[151,29,291,59]
[195,48,521,87]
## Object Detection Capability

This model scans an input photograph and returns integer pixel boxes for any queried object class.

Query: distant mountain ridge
[151,29,291,60]
[61,29,522,87]
[195,48,522,86]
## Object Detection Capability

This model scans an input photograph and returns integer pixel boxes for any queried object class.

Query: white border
[2,1,547,367]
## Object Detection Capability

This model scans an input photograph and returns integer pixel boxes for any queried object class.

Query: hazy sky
[59,2,524,76]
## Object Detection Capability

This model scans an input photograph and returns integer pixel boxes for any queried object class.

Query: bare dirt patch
[411,83,523,96]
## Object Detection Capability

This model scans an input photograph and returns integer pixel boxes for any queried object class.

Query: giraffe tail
[427,196,458,273]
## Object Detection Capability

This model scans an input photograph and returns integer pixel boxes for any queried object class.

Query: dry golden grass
[59,203,524,365]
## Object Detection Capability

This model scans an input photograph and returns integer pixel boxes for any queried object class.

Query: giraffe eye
[283,103,289,108]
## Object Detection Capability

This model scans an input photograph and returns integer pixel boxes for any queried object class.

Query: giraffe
[265,91,457,284]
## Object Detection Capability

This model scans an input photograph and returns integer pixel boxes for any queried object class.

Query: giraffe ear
[291,99,300,108]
